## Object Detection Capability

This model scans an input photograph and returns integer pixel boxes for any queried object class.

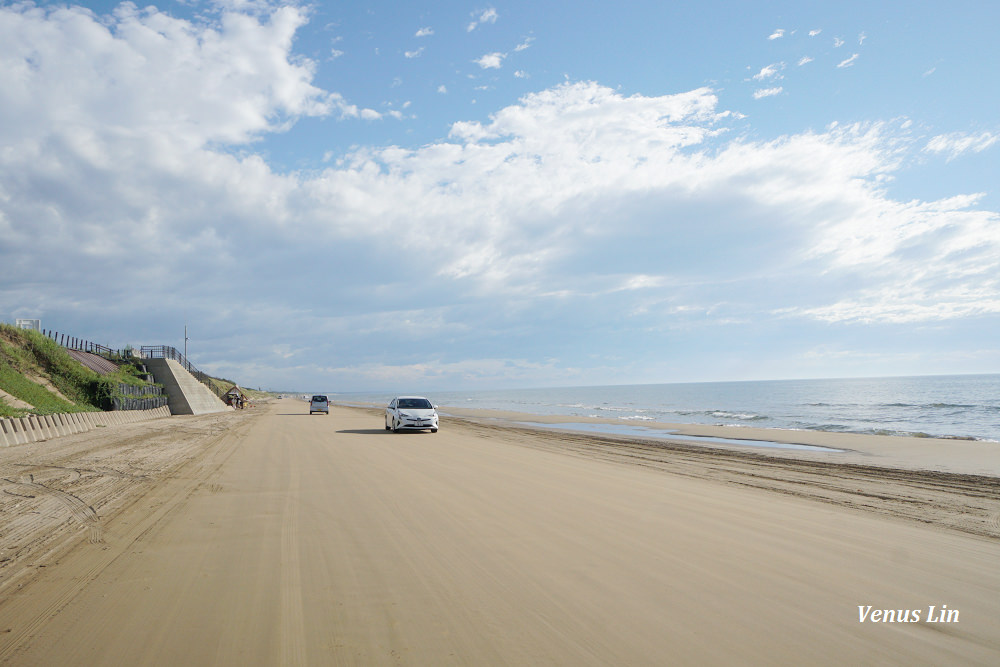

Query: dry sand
[0,399,998,665]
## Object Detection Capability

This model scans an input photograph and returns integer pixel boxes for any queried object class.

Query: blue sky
[2,0,998,392]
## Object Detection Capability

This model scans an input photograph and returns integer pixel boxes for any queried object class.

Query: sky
[2,0,998,393]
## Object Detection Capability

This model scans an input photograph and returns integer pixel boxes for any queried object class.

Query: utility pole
[184,325,189,365]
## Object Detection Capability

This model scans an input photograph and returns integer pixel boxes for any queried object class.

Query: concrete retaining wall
[143,358,231,416]
[0,406,171,447]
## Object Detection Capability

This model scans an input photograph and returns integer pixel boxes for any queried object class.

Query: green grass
[0,361,82,416]
[0,323,264,417]
[0,325,106,416]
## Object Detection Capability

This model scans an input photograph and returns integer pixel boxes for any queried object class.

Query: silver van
[309,395,330,414]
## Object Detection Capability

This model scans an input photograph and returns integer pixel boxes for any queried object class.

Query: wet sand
[438,404,1000,476]
[0,399,998,664]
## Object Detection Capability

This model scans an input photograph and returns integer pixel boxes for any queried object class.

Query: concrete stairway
[144,358,232,415]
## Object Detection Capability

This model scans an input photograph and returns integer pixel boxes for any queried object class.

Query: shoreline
[328,375,1000,443]
[340,401,1000,477]
[337,402,1000,540]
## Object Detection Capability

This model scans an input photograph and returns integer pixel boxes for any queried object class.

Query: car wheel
[392,420,400,433]
[385,419,391,431]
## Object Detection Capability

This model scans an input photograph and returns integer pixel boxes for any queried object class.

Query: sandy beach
[1,399,998,665]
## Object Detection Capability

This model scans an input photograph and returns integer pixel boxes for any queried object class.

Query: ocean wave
[674,409,767,421]
[426,375,1000,442]
[709,410,767,421]
[799,423,850,433]
[585,413,655,421]
[589,405,648,414]
[879,402,978,410]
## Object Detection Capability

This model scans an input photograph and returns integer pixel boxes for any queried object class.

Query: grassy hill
[0,324,267,417]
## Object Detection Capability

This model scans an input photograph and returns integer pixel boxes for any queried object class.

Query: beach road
[0,399,998,665]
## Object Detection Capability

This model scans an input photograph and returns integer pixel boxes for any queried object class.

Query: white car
[385,396,439,433]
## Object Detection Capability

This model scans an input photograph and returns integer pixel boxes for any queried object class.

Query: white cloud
[515,37,534,52]
[753,87,783,99]
[475,52,506,69]
[768,29,785,40]
[330,48,344,59]
[615,275,667,291]
[437,84,448,93]
[2,3,998,388]
[834,36,845,47]
[799,284,1000,324]
[837,53,859,68]
[415,26,433,37]
[405,47,424,58]
[809,29,822,37]
[924,131,998,160]
[318,357,580,389]
[467,8,498,32]
[798,56,813,66]
[753,63,784,80]
[514,70,528,78]
[858,32,867,45]
[0,2,336,150]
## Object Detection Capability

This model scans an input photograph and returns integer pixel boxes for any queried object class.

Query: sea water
[334,374,1000,442]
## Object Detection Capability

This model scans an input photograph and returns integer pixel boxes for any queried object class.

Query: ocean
[333,374,1000,443]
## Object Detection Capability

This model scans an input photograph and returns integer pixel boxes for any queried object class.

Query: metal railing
[43,330,121,358]
[39,329,175,410]
[140,345,226,398]
[37,331,227,401]
[140,345,196,371]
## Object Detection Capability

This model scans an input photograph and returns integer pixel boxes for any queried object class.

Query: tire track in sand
[0,413,257,664]
[2,474,103,544]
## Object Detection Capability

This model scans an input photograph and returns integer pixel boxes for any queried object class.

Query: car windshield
[312,396,327,402]
[398,398,432,409]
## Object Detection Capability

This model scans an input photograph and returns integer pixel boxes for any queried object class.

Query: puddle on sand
[514,421,845,453]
